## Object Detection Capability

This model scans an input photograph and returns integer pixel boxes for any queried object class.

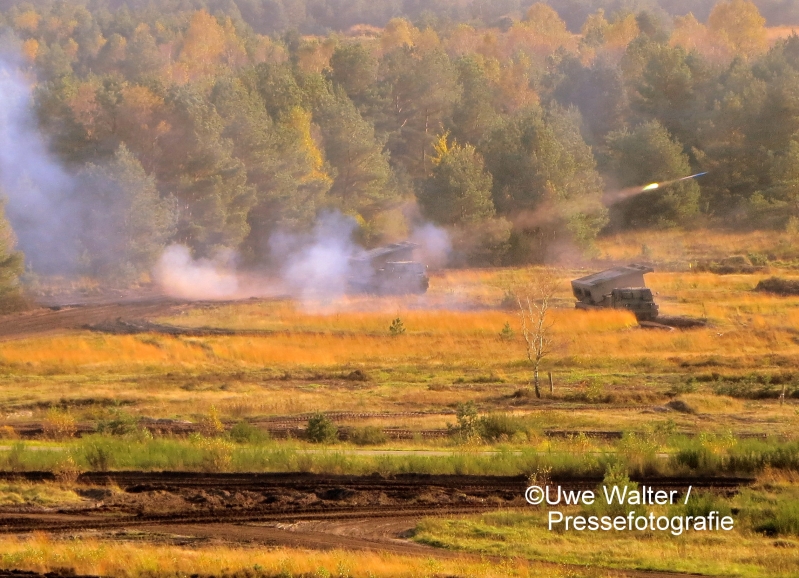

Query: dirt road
[0,299,185,341]
[0,471,745,577]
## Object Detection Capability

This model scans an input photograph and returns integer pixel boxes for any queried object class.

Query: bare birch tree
[518,270,558,398]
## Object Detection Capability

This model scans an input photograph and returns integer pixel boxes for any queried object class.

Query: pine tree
[418,133,495,225]
[314,89,399,222]
[605,120,700,227]
[78,144,176,280]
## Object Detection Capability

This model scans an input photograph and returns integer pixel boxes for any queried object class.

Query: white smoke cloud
[268,211,363,304]
[0,43,78,273]
[153,211,453,305]
[153,245,239,300]
[410,222,451,270]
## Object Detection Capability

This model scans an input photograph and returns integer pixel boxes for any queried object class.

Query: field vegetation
[1,259,798,575]
[0,536,570,578]
[1,267,797,437]
[415,471,799,577]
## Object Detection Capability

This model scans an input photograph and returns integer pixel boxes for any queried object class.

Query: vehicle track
[0,471,746,578]
[0,471,754,492]
[0,299,186,341]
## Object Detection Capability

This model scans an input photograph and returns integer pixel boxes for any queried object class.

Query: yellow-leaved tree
[708,0,768,58]
[0,201,25,313]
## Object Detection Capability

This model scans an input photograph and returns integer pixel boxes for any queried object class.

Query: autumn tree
[0,200,25,313]
[632,43,708,148]
[708,0,768,58]
[156,86,255,256]
[480,106,607,259]
[210,75,325,260]
[329,42,379,111]
[768,139,799,218]
[450,55,501,145]
[177,10,226,81]
[552,55,628,140]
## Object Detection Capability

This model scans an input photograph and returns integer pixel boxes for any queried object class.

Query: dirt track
[0,471,750,534]
[0,472,747,577]
[0,299,186,341]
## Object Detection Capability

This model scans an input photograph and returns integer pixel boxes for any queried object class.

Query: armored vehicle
[571,264,659,321]
[348,241,429,295]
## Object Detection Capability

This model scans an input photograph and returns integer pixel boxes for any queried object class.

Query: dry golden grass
[1,267,798,435]
[0,483,84,507]
[147,271,799,363]
[0,535,577,577]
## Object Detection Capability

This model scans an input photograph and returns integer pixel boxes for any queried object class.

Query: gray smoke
[268,211,364,304]
[153,245,240,300]
[410,222,451,270]
[154,211,452,306]
[0,45,78,273]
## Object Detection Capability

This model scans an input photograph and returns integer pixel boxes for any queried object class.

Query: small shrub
[527,464,552,487]
[478,413,527,442]
[499,290,517,310]
[499,322,514,341]
[97,411,138,436]
[652,419,678,440]
[447,401,480,442]
[666,399,695,414]
[668,379,697,396]
[389,317,406,336]
[682,491,732,519]
[754,276,799,296]
[2,442,26,471]
[583,462,641,519]
[672,443,717,471]
[349,426,387,446]
[343,369,368,381]
[754,501,799,537]
[198,406,225,437]
[306,413,338,444]
[712,374,798,399]
[585,380,607,403]
[53,455,81,483]
[196,437,234,472]
[0,425,17,440]
[82,440,114,472]
[229,421,269,444]
[43,409,77,440]
[747,252,769,266]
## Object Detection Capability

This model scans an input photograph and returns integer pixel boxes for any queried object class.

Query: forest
[0,0,798,298]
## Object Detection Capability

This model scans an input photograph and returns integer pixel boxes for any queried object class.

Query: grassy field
[415,471,799,578]
[1,239,799,576]
[0,266,797,438]
[0,535,623,578]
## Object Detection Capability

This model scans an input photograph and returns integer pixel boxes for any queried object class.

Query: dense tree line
[0,0,797,301]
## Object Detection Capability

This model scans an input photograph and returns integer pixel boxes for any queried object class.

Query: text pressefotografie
[525,484,735,535]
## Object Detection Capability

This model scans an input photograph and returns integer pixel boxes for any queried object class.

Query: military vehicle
[348,241,429,295]
[571,264,659,321]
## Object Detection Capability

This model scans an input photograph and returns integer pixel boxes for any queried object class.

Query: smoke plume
[410,222,451,270]
[0,45,78,273]
[153,245,240,301]
[269,211,364,304]
[153,211,452,306]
